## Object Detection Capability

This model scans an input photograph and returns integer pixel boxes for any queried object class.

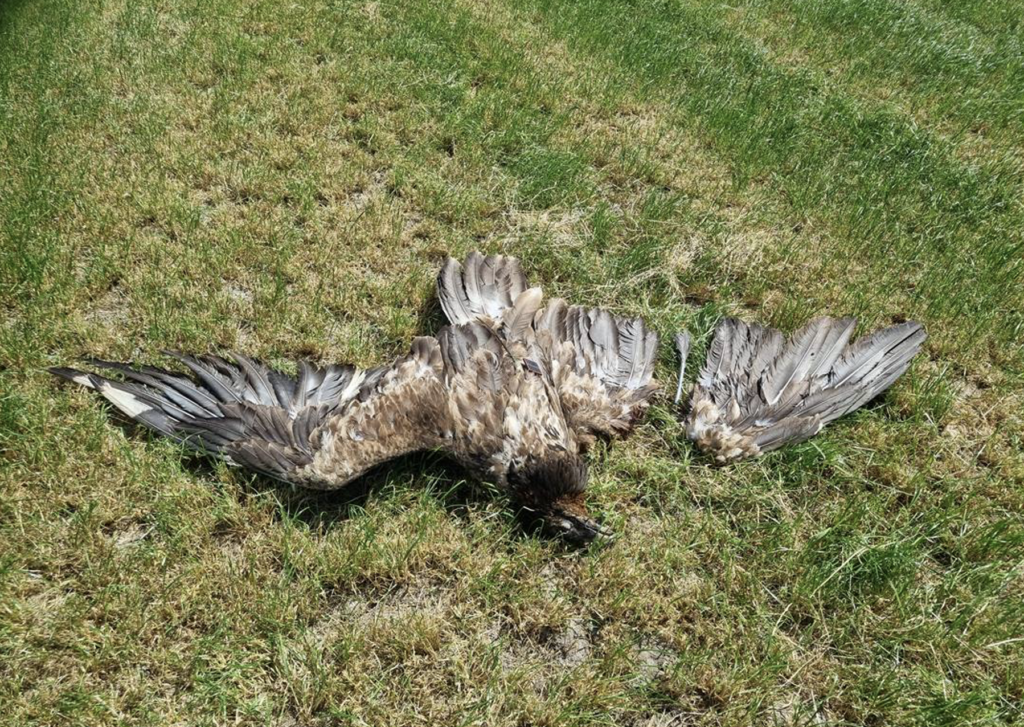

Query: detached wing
[680,316,927,463]
[437,251,659,442]
[50,338,452,489]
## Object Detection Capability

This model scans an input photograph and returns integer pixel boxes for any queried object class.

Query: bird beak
[552,512,614,545]
[581,518,614,541]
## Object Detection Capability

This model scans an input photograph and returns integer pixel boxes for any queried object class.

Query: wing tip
[438,255,461,278]
[905,319,927,340]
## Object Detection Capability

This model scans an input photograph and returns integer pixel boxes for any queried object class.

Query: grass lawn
[2,0,1023,724]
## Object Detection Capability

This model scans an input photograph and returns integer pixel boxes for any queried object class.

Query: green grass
[2,0,1023,724]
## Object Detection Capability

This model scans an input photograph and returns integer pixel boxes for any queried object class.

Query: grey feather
[541,303,658,394]
[437,257,477,325]
[438,322,503,376]
[751,416,823,453]
[747,324,784,385]
[830,322,925,388]
[535,297,568,340]
[699,318,732,389]
[437,251,531,331]
[82,359,218,417]
[502,287,544,341]
[686,316,926,463]
[231,353,278,406]
[674,331,691,405]
[759,319,825,406]
[161,351,239,404]
[463,252,486,314]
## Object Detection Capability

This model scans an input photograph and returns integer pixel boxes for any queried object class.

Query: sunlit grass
[1,0,1022,724]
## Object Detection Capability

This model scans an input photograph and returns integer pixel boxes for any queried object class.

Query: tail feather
[462,253,487,315]
[437,321,504,380]
[588,308,619,378]
[556,305,657,391]
[535,297,568,340]
[501,287,544,341]
[699,318,731,389]
[618,316,658,392]
[684,316,926,463]
[437,257,477,325]
[619,317,653,390]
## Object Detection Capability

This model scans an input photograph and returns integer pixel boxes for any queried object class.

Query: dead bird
[50,252,658,544]
[674,316,926,464]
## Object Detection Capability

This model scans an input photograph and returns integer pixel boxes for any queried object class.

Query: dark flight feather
[50,334,461,486]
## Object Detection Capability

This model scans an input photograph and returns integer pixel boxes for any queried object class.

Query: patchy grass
[1,0,1022,724]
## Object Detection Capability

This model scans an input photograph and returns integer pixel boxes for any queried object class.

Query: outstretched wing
[437,252,659,442]
[680,316,926,463]
[50,338,453,489]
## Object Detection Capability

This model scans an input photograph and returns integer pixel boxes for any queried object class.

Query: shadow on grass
[252,451,496,533]
[105,412,498,532]
[103,411,553,548]
[413,282,449,337]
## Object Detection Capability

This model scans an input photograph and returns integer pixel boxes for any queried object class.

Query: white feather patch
[98,382,152,418]
[340,369,366,402]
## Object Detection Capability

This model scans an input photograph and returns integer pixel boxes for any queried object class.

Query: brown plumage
[674,316,927,463]
[50,252,659,543]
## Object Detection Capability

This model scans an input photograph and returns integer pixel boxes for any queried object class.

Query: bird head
[508,453,611,545]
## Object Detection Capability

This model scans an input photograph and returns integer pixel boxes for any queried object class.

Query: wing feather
[51,338,453,488]
[684,316,926,463]
[535,302,659,441]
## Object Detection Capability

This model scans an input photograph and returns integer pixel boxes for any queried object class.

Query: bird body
[51,253,659,542]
